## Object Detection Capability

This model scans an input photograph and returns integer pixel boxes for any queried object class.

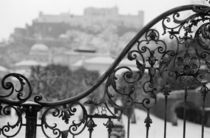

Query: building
[35,7,144,29]
[7,7,145,76]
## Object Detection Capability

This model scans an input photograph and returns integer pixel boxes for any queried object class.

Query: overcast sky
[0,0,205,40]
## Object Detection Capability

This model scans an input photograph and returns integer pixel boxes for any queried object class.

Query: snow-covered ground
[1,109,210,138]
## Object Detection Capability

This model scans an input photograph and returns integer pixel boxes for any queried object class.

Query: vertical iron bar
[87,117,96,138]
[23,102,41,138]
[106,118,114,138]
[108,130,111,138]
[146,116,149,138]
[183,87,188,138]
[61,130,68,138]
[89,130,92,138]
[201,100,205,138]
[164,95,168,138]
[201,85,207,138]
[145,109,152,138]
[127,114,131,138]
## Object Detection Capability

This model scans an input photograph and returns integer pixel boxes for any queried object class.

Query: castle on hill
[2,7,144,75]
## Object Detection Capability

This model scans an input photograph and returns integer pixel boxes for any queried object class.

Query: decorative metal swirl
[0,73,32,104]
[0,4,210,138]
[41,102,87,138]
[22,5,210,107]
[105,66,156,113]
[0,105,23,137]
[196,23,210,50]
[84,99,119,118]
[102,5,210,129]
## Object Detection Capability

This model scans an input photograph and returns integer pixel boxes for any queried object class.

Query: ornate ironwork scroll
[0,73,31,137]
[1,4,210,138]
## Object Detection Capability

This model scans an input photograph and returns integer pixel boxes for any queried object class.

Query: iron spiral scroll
[1,4,210,138]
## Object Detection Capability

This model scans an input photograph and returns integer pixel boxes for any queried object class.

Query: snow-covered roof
[31,43,49,51]
[15,60,46,66]
[84,56,114,64]
[73,60,84,67]
[0,66,8,72]
[84,56,140,67]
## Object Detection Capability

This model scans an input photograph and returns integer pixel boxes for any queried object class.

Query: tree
[29,65,100,101]
[29,64,73,100]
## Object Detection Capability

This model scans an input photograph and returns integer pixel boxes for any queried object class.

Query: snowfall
[1,109,210,138]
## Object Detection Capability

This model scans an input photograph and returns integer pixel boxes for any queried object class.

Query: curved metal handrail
[1,4,210,138]
[30,5,210,106]
[33,4,210,107]
[0,4,209,107]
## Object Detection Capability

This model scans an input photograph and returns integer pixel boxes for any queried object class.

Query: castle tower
[190,0,208,4]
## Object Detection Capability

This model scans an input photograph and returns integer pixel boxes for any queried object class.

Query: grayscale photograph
[0,0,210,138]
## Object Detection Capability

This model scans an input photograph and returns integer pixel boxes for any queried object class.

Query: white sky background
[0,0,206,40]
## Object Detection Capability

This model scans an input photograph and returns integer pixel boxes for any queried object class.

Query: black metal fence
[1,4,210,138]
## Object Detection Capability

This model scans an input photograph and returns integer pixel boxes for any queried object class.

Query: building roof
[84,56,114,64]
[0,66,8,72]
[31,43,49,51]
[15,60,46,66]
[73,60,84,67]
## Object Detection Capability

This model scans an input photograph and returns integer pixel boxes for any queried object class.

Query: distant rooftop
[74,49,96,53]
[31,43,49,51]
[84,7,119,16]
[15,60,47,66]
[35,6,144,27]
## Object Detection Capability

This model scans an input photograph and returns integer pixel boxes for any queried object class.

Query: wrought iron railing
[1,4,210,138]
